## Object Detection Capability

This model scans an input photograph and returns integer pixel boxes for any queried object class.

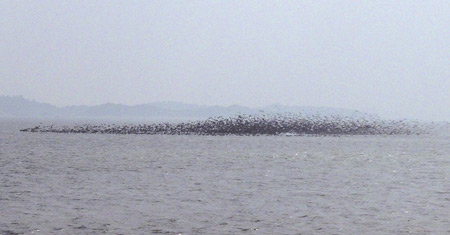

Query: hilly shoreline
[0,95,373,119]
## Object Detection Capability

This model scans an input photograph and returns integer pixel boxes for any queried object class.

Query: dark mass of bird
[20,113,427,136]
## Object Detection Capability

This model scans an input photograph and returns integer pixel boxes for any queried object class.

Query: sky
[1,1,449,121]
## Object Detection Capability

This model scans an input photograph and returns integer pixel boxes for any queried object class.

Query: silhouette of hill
[0,95,375,119]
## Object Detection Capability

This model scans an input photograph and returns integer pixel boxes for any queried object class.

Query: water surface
[1,118,449,234]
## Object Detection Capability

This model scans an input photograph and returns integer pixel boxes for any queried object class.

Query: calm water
[1,118,449,234]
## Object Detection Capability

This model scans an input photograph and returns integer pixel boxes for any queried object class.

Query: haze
[1,1,449,121]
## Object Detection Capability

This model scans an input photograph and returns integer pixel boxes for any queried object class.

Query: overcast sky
[1,1,449,121]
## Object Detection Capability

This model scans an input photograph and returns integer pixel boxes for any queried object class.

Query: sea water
[1,118,449,234]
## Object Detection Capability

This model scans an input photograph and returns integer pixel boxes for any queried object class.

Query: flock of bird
[20,113,426,136]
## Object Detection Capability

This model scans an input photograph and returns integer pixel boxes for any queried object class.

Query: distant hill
[0,95,376,119]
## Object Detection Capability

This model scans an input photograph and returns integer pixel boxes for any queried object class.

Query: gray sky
[1,1,449,121]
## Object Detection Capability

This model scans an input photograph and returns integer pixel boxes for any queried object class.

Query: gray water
[1,118,449,234]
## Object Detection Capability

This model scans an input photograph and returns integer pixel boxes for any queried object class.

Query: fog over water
[1,1,450,234]
[1,1,450,121]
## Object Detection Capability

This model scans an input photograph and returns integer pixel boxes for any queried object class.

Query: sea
[1,118,449,234]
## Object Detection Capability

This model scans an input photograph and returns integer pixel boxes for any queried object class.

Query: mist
[1,1,449,121]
